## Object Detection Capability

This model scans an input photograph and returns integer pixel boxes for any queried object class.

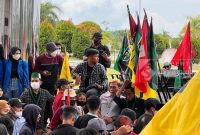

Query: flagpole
[189,22,192,74]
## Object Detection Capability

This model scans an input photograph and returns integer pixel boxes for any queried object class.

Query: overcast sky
[45,0,200,37]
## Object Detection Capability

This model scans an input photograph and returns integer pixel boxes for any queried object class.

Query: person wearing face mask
[55,42,64,57]
[76,92,88,113]
[20,72,54,134]
[3,47,29,99]
[7,98,25,135]
[83,32,111,70]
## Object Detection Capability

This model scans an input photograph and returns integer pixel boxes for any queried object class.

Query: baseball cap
[8,98,25,108]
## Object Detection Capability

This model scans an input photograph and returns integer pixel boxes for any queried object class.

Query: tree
[40,2,61,26]
[76,21,102,38]
[55,20,76,52]
[39,20,55,54]
[154,33,169,56]
[71,31,91,59]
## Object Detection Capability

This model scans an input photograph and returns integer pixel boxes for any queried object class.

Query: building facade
[0,0,40,59]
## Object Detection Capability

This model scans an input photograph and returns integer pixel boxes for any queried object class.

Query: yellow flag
[140,71,200,135]
[60,52,71,81]
[128,46,156,99]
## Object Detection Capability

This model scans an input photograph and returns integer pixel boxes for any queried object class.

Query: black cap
[10,47,21,55]
[86,48,99,57]
[46,42,57,52]
[56,78,73,89]
[8,98,25,108]
[92,32,102,39]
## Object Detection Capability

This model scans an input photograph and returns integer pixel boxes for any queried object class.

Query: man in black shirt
[113,82,145,118]
[51,106,79,135]
[83,32,111,69]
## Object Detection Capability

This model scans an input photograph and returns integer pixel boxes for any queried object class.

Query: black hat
[46,42,57,52]
[86,48,99,57]
[92,32,102,39]
[8,98,25,108]
[10,47,21,55]
[56,78,72,89]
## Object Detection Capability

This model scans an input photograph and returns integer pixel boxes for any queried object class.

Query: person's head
[92,32,102,46]
[8,98,24,118]
[87,118,107,135]
[30,72,42,91]
[124,83,135,101]
[86,48,99,64]
[79,127,99,135]
[87,95,101,112]
[144,98,158,116]
[0,116,14,135]
[114,115,133,130]
[46,42,58,57]
[109,79,121,95]
[62,89,77,106]
[55,42,62,54]
[77,92,87,107]
[10,47,21,60]
[0,100,10,116]
[22,104,41,128]
[120,108,136,125]
[0,44,4,59]
[62,106,78,126]
[56,78,70,91]
[0,123,9,135]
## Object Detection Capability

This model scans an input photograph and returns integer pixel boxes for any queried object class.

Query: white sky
[44,0,200,37]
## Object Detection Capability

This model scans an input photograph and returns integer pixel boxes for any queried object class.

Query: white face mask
[15,111,22,117]
[13,54,21,60]
[57,50,61,54]
[51,51,57,57]
[31,82,40,90]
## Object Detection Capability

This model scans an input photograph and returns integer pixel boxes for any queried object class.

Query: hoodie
[19,104,41,135]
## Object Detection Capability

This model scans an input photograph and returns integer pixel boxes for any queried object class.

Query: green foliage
[39,20,55,54]
[71,31,91,59]
[76,21,101,38]
[55,20,76,52]
[40,2,61,26]
[154,34,169,55]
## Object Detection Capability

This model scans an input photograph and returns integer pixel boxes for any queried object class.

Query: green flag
[114,32,130,72]
[147,18,158,90]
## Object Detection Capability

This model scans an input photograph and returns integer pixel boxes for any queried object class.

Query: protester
[76,92,88,113]
[8,98,25,135]
[0,116,14,135]
[52,78,71,114]
[74,95,101,128]
[72,48,108,97]
[113,82,145,118]
[0,44,5,92]
[20,72,54,134]
[87,118,107,135]
[78,127,99,135]
[0,100,10,116]
[0,123,9,135]
[83,32,111,69]
[120,108,137,126]
[19,104,41,135]
[100,79,122,131]
[51,106,79,135]
[3,47,29,99]
[55,42,64,56]
[134,98,158,134]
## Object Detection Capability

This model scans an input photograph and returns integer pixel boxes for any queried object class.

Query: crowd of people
[0,32,159,135]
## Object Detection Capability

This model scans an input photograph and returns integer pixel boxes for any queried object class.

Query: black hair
[144,98,158,111]
[78,128,99,135]
[114,115,132,128]
[120,108,136,122]
[0,116,14,135]
[77,92,86,99]
[0,44,4,59]
[87,96,100,111]
[62,106,78,119]
[56,78,69,89]
[124,82,135,93]
[55,42,62,47]
[0,123,8,135]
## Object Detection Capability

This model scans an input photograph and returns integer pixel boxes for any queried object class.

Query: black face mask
[94,39,101,46]
[70,100,76,106]
[77,101,86,106]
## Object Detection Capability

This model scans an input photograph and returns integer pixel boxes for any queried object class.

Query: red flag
[171,22,195,73]
[135,10,151,93]
[127,5,137,43]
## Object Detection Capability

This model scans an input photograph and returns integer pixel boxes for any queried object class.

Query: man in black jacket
[113,83,145,118]
[83,32,111,69]
[51,106,79,135]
